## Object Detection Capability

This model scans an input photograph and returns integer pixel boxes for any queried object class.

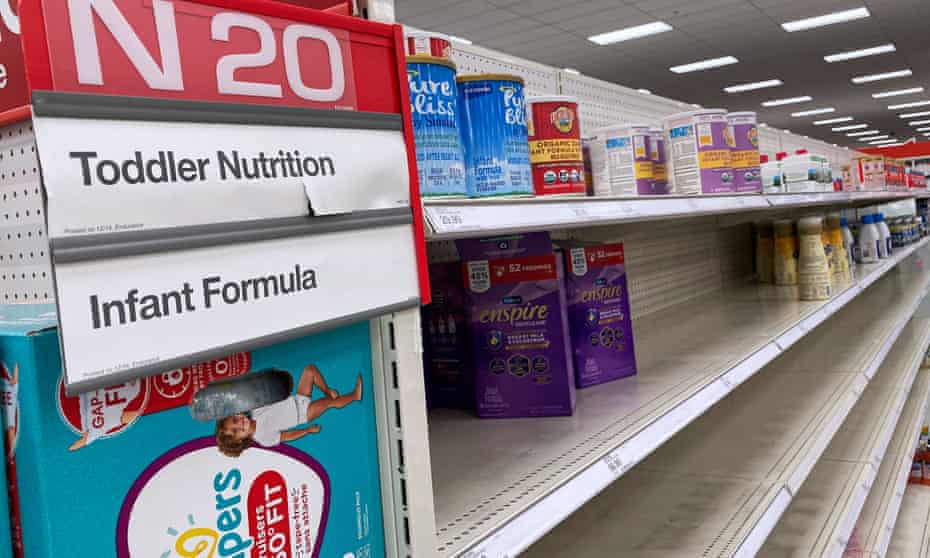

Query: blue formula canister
[407,55,467,197]
[457,74,533,197]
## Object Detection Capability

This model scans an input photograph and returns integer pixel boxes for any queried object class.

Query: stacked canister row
[587,110,762,196]
[407,52,585,198]
[405,51,763,199]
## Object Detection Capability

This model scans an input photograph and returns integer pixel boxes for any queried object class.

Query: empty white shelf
[757,324,930,558]
[431,241,930,557]
[886,486,930,557]
[520,264,930,558]
[423,192,919,240]
[848,362,930,558]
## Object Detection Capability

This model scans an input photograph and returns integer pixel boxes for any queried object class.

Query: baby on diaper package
[456,233,576,418]
[0,306,385,558]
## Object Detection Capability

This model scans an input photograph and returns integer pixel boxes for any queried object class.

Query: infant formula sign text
[54,225,420,393]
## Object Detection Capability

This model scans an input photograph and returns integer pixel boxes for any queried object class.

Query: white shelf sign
[27,0,424,392]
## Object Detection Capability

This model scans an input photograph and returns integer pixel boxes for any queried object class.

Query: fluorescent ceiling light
[637,88,652,94]
[589,21,673,45]
[888,100,930,110]
[782,7,870,32]
[448,35,472,45]
[870,138,900,145]
[832,123,868,131]
[847,130,881,136]
[563,68,580,75]
[859,135,889,141]
[670,56,738,74]
[852,69,913,84]
[762,96,812,107]
[792,107,836,117]
[814,116,853,125]
[916,127,930,132]
[873,87,925,98]
[900,110,930,119]
[724,79,783,93]
[824,43,895,62]
[910,119,930,126]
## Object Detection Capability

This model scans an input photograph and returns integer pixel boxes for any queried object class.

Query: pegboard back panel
[450,43,560,98]
[558,72,692,136]
[570,218,726,318]
[758,126,781,157]
[424,216,751,321]
[0,120,53,304]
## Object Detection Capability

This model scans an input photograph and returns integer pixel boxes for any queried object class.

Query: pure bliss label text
[89,265,319,330]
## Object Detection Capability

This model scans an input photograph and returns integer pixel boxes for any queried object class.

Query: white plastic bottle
[876,213,892,258]
[859,214,881,264]
[840,217,855,268]
[798,217,832,301]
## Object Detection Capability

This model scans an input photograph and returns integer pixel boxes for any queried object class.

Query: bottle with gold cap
[773,220,798,286]
[755,222,774,283]
[826,216,850,284]
[799,216,832,301]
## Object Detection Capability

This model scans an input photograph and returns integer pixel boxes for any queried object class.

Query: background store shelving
[404,28,930,558]
[521,252,930,558]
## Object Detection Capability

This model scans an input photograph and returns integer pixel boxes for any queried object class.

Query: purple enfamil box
[458,237,575,418]
[727,112,762,194]
[421,262,474,410]
[456,231,554,261]
[560,242,637,388]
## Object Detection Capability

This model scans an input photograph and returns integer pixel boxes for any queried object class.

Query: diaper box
[0,397,9,558]
[456,233,576,418]
[422,262,474,409]
[559,242,637,388]
[0,308,386,558]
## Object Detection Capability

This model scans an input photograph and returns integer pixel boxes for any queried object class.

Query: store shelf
[756,329,930,558]
[521,272,930,558]
[430,240,930,558]
[847,363,930,558]
[886,486,930,557]
[423,191,918,240]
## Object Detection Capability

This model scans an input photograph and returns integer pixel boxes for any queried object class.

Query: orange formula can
[527,96,586,195]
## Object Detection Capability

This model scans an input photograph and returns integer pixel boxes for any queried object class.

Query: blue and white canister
[456,74,533,197]
[407,55,467,197]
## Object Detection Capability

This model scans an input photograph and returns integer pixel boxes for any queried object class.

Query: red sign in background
[0,0,28,120]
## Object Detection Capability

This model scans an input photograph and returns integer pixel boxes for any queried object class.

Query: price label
[570,206,589,218]
[603,451,625,477]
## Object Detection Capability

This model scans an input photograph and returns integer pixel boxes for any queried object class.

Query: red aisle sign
[16,0,429,301]
[0,0,27,118]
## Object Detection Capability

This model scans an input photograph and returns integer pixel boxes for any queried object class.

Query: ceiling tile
[531,0,632,25]
[396,0,930,147]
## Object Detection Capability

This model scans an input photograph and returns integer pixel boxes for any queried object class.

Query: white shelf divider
[849,362,930,558]
[423,192,919,240]
[886,486,930,557]
[431,241,930,558]
[757,327,930,558]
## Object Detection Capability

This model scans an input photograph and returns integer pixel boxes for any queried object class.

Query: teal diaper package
[0,306,385,558]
